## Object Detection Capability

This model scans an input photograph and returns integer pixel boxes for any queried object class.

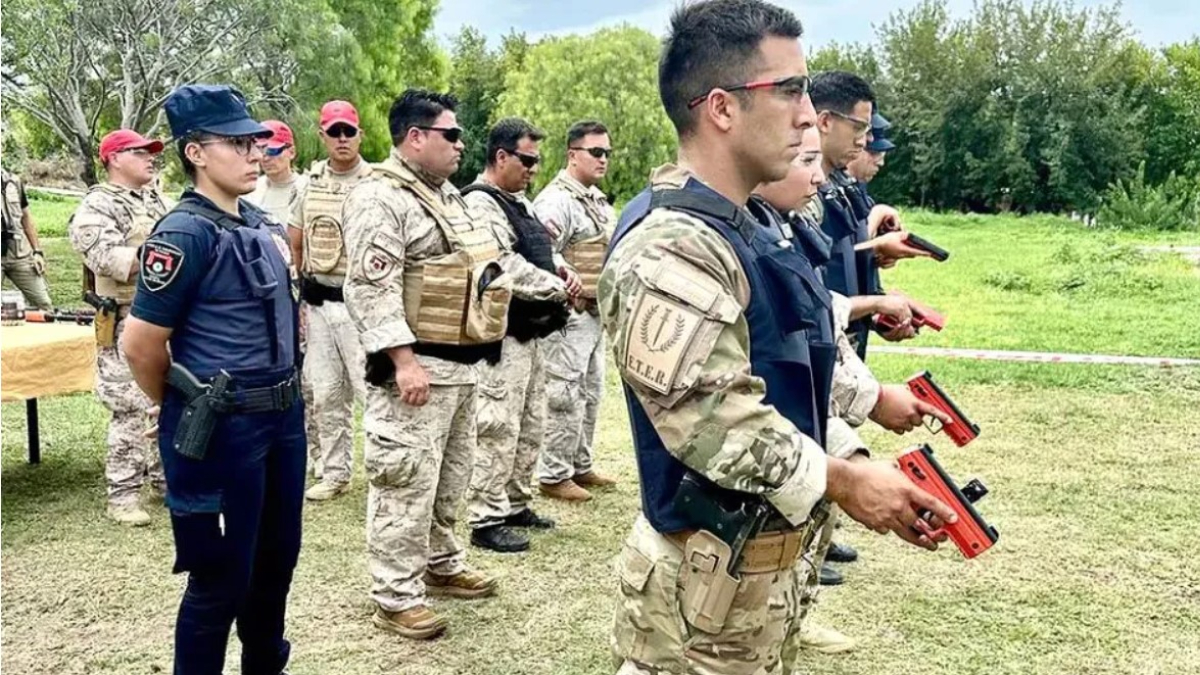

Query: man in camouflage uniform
[291,101,371,501]
[603,3,957,673]
[246,120,319,473]
[531,119,619,502]
[460,118,575,552]
[2,168,53,310]
[68,129,172,525]
[343,89,514,640]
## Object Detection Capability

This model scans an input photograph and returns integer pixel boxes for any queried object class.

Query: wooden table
[1,323,97,463]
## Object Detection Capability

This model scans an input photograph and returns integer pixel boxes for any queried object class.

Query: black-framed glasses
[263,144,292,158]
[325,124,359,139]
[507,150,541,168]
[687,74,812,109]
[823,109,871,137]
[197,136,262,157]
[570,146,612,159]
[416,125,464,144]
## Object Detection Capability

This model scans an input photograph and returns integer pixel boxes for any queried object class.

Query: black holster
[166,364,233,461]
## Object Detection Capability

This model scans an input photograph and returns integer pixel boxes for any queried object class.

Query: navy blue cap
[870,111,892,131]
[868,132,895,153]
[164,85,272,140]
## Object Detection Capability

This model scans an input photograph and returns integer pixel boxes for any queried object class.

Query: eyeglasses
[687,74,812,109]
[324,124,359,139]
[416,126,464,144]
[507,150,541,169]
[117,148,156,159]
[197,136,262,157]
[823,110,871,137]
[570,146,612,159]
[263,144,292,158]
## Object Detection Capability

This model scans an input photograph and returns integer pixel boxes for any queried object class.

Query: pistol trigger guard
[924,416,944,435]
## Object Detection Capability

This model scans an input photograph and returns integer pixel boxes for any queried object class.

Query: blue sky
[433,0,1198,49]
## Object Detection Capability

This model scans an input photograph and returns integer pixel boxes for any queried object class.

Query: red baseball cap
[260,120,295,149]
[99,129,164,163]
[319,100,359,131]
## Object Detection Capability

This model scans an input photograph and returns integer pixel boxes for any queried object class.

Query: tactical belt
[300,277,345,305]
[167,368,301,413]
[666,529,805,574]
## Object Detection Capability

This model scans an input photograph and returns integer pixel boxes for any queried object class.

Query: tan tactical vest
[92,184,169,304]
[301,161,368,276]
[2,172,29,258]
[554,176,613,299]
[373,158,512,346]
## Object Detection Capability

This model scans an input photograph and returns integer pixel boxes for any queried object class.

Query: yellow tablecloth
[0,324,96,401]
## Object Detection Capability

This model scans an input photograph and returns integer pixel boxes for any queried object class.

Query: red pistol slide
[898,444,999,559]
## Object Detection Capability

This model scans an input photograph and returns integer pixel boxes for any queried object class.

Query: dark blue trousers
[159,383,306,675]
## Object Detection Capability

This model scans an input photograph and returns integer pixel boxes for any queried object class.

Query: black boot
[827,541,859,564]
[470,525,531,553]
[502,508,556,529]
[818,563,844,586]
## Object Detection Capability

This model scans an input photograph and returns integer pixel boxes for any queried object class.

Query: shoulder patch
[140,240,185,291]
[74,223,102,251]
[624,291,706,395]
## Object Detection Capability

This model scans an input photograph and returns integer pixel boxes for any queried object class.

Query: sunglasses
[687,74,812,109]
[570,146,612,159]
[325,124,359,139]
[508,150,541,169]
[415,125,464,144]
[823,110,871,137]
[263,144,292,158]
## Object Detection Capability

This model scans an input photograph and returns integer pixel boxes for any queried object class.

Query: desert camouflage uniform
[602,166,829,675]
[291,160,371,487]
[2,169,53,310]
[531,170,615,485]
[462,178,567,528]
[68,183,173,506]
[344,149,511,612]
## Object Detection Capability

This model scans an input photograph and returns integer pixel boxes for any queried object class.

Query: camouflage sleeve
[68,193,136,282]
[531,188,575,254]
[341,183,417,353]
[463,191,566,302]
[288,179,309,230]
[830,325,880,427]
[599,210,827,527]
[825,417,869,460]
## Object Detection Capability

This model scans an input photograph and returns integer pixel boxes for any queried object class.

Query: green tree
[1142,40,1200,184]
[495,25,675,203]
[447,27,505,186]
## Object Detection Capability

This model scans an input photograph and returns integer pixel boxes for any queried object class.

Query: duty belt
[666,528,805,574]
[167,367,302,414]
[300,277,345,305]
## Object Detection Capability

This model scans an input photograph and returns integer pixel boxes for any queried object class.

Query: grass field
[3,200,1200,674]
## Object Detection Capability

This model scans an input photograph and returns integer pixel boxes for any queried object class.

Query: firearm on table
[897,444,998,558]
[903,233,950,261]
[23,308,97,325]
[907,370,980,447]
[875,291,946,333]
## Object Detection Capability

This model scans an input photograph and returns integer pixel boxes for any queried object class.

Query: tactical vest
[301,160,368,278]
[612,180,835,535]
[156,197,297,381]
[460,183,569,342]
[2,172,26,257]
[372,158,512,347]
[90,184,169,305]
[552,176,613,299]
[819,177,874,360]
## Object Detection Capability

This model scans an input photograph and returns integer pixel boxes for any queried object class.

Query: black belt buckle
[268,375,298,411]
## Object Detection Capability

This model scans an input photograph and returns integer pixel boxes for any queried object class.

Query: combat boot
[818,563,844,586]
[423,569,499,599]
[373,605,447,640]
[798,622,857,654]
[539,479,592,502]
[573,470,618,489]
[827,541,858,563]
[107,503,151,527]
[305,480,350,502]
[502,508,556,529]
[470,525,530,553]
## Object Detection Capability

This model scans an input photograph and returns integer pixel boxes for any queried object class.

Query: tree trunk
[74,138,98,187]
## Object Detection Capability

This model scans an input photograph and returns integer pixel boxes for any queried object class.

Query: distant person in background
[845,110,894,189]
[1,168,53,310]
[248,120,308,225]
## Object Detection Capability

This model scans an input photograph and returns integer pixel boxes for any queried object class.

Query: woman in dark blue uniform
[123,84,305,675]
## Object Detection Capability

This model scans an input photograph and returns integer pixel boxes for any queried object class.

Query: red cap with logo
[99,129,165,164]
[260,120,295,149]
[319,100,359,131]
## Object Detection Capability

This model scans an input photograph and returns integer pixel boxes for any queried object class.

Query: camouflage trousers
[96,339,162,506]
[304,300,366,486]
[468,336,545,529]
[298,303,320,474]
[538,309,604,484]
[366,382,476,613]
[1,255,52,310]
[779,506,841,672]
[612,515,809,675]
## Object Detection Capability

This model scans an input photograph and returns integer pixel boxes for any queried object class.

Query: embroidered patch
[363,247,395,283]
[624,291,705,395]
[76,224,102,252]
[140,240,185,291]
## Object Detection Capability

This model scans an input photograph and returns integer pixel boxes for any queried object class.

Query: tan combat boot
[373,605,447,640]
[107,503,151,527]
[423,569,499,599]
[539,479,592,502]
[798,621,857,654]
[573,470,618,489]
[304,480,350,502]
